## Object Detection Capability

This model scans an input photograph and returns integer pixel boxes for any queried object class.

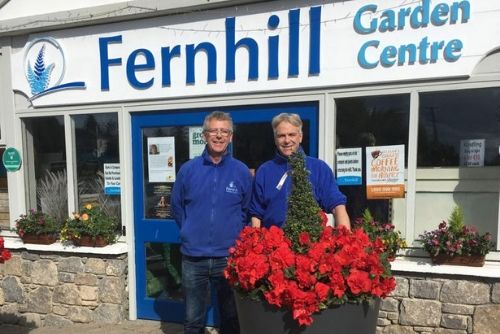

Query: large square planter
[235,295,380,334]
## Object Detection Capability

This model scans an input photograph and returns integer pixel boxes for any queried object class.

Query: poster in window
[148,137,176,182]
[103,163,121,195]
[366,145,405,199]
[189,127,205,159]
[336,148,362,186]
[145,183,173,219]
[459,139,485,167]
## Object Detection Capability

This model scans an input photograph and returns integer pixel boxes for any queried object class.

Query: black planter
[235,295,380,334]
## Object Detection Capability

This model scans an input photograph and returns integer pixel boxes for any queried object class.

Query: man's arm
[332,204,350,230]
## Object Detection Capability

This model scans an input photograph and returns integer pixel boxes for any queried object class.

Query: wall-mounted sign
[336,148,362,186]
[366,145,405,199]
[104,163,121,195]
[460,139,485,167]
[2,147,22,172]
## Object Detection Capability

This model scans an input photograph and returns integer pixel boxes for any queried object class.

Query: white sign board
[336,148,362,186]
[460,139,485,167]
[147,137,176,182]
[103,163,121,195]
[189,127,205,159]
[366,145,405,199]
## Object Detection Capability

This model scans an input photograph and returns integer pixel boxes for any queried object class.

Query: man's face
[274,121,302,157]
[203,119,233,156]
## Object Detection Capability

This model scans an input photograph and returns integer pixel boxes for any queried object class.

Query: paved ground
[0,320,212,334]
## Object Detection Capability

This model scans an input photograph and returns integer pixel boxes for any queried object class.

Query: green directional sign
[2,147,22,172]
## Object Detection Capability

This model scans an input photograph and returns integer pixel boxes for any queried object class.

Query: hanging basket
[21,233,57,245]
[235,295,380,334]
[430,254,485,267]
[72,235,109,247]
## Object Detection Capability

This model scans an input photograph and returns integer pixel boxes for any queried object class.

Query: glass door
[131,102,318,322]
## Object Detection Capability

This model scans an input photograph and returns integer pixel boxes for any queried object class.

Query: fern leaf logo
[26,44,55,95]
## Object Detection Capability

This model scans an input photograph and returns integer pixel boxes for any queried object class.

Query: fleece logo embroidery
[225,181,238,194]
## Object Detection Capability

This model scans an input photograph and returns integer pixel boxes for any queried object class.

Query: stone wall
[377,273,500,334]
[0,250,128,327]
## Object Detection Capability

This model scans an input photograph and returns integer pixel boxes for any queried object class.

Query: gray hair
[271,113,302,137]
[203,111,233,132]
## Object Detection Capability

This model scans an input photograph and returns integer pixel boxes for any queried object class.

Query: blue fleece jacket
[249,150,347,228]
[170,149,252,257]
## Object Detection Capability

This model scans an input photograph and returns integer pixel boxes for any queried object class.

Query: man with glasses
[250,112,350,229]
[171,111,252,334]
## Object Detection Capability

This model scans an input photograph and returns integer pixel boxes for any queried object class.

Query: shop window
[336,94,410,233]
[24,116,68,224]
[415,88,500,247]
[74,113,121,223]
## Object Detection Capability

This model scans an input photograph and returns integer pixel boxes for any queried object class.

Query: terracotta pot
[21,233,57,245]
[235,295,380,334]
[431,254,485,267]
[72,235,109,247]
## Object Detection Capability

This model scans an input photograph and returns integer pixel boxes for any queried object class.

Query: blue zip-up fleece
[170,149,252,257]
[249,150,347,228]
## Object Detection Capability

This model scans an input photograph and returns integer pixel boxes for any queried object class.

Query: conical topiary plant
[283,151,323,252]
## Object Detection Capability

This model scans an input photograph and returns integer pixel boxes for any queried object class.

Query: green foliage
[353,209,407,260]
[14,209,61,237]
[61,203,119,244]
[283,151,323,252]
[448,206,465,235]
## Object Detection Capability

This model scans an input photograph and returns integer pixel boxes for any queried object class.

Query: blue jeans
[182,255,239,334]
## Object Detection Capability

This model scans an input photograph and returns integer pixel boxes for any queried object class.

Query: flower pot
[21,233,57,245]
[430,254,485,267]
[234,295,380,334]
[72,235,109,247]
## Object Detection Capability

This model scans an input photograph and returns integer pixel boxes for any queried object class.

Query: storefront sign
[11,0,495,107]
[460,139,485,167]
[189,127,205,159]
[103,163,121,195]
[366,145,405,199]
[147,137,176,182]
[336,148,362,186]
[2,147,22,172]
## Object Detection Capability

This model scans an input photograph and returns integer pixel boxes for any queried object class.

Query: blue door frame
[131,102,318,323]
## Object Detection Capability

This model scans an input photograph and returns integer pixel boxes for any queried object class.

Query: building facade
[0,0,499,332]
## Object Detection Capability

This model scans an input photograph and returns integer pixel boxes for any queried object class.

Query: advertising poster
[103,163,121,195]
[459,139,485,167]
[336,148,362,186]
[145,183,173,219]
[189,127,205,159]
[148,137,176,182]
[366,145,405,199]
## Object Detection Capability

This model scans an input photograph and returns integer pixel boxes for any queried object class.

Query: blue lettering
[358,40,379,69]
[431,4,449,26]
[267,15,280,79]
[450,1,470,24]
[126,49,155,89]
[99,35,123,90]
[161,45,180,87]
[379,10,396,33]
[398,44,417,65]
[309,6,321,75]
[186,42,217,84]
[443,39,462,62]
[353,4,377,34]
[410,0,430,29]
[225,17,259,81]
[288,9,300,76]
[380,45,397,67]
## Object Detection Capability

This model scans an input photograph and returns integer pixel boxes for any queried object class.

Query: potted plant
[61,203,119,247]
[0,236,12,263]
[225,152,399,333]
[418,206,494,267]
[14,209,61,244]
[352,209,407,261]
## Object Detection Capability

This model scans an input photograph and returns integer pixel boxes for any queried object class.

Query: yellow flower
[85,204,92,210]
[81,213,89,221]
[73,213,80,219]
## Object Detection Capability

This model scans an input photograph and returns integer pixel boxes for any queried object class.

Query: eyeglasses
[204,128,232,137]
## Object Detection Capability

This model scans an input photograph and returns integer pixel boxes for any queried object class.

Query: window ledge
[392,256,500,278]
[3,236,128,255]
